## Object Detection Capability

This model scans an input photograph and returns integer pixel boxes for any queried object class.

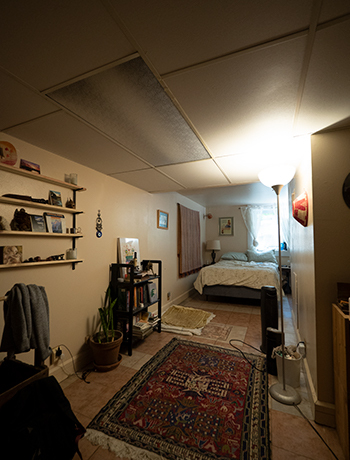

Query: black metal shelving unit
[110,260,162,356]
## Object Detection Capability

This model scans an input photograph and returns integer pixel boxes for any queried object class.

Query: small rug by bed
[161,304,215,335]
[85,338,270,459]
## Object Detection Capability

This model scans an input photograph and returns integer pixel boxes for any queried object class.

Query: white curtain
[280,193,290,249]
[240,206,264,248]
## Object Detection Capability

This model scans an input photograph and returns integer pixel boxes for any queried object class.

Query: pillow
[246,249,277,264]
[221,251,248,262]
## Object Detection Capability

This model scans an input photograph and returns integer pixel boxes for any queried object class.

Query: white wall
[290,128,350,426]
[289,137,318,412]
[0,133,206,378]
[311,127,350,422]
[204,205,248,262]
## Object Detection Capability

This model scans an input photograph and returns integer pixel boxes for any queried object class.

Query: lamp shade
[206,240,221,251]
[258,164,296,188]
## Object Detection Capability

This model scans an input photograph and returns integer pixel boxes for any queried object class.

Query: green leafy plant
[97,287,118,343]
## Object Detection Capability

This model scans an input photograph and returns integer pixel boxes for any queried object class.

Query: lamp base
[269,382,301,405]
[211,250,216,264]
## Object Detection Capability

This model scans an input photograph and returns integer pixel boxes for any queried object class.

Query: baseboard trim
[162,288,196,313]
[292,309,335,427]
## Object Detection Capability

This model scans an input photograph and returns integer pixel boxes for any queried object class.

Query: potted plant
[89,287,123,372]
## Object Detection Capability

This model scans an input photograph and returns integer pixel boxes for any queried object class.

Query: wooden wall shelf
[1,163,86,270]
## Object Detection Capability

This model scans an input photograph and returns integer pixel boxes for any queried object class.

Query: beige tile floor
[61,295,346,460]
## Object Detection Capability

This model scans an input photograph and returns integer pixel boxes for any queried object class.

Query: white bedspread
[194,259,279,294]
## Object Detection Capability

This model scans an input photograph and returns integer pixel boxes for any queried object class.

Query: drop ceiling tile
[0,0,135,91]
[215,150,301,185]
[158,159,229,188]
[49,57,210,166]
[0,71,58,130]
[3,111,148,174]
[112,0,312,75]
[164,35,306,157]
[295,19,350,135]
[178,182,277,207]
[215,155,265,184]
[110,169,185,193]
[319,0,350,22]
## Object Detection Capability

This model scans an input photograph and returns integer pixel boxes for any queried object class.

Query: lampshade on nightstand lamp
[206,240,221,264]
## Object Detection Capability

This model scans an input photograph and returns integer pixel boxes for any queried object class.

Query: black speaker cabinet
[266,327,282,375]
[260,285,278,353]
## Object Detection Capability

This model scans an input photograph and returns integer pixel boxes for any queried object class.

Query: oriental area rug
[85,338,270,460]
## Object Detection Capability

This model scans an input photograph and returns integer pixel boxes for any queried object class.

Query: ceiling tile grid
[158,159,229,189]
[4,111,150,175]
[0,1,349,205]
[0,70,58,130]
[48,57,210,167]
[295,17,350,134]
[110,168,185,193]
[110,0,313,74]
[0,0,136,91]
[163,35,307,159]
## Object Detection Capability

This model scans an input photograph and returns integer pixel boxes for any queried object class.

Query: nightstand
[281,265,291,294]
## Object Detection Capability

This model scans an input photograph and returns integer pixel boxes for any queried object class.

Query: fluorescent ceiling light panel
[49,57,210,167]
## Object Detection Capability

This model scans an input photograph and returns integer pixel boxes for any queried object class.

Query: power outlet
[50,346,63,365]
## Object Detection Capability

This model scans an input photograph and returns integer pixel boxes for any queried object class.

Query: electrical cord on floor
[229,339,265,372]
[292,403,339,460]
[55,344,91,384]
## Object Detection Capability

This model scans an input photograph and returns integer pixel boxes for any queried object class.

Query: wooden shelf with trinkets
[0,163,86,269]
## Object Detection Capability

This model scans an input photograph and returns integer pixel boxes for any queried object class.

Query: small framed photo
[44,213,66,234]
[219,217,233,236]
[0,245,23,264]
[20,159,40,174]
[157,210,169,229]
[30,214,46,233]
[48,190,62,207]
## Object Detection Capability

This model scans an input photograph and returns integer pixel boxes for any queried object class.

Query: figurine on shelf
[0,216,11,231]
[144,261,154,275]
[65,198,75,209]
[10,208,31,231]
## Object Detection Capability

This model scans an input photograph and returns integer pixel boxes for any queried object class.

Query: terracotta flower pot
[89,330,123,372]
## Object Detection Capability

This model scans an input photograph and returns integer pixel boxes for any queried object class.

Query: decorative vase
[89,330,123,372]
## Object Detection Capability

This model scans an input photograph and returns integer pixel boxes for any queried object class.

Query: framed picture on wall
[44,213,66,233]
[157,210,169,229]
[219,217,233,236]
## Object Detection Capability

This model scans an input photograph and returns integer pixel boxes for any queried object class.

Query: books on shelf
[117,283,152,311]
[133,326,154,340]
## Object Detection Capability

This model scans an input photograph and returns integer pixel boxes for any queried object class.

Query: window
[254,208,278,251]
[245,205,289,252]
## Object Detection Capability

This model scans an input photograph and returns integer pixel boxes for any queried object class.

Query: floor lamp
[259,164,301,406]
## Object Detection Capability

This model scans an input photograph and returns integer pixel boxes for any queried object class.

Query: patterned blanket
[194,259,279,294]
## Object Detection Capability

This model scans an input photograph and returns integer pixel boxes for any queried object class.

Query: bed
[193,250,280,301]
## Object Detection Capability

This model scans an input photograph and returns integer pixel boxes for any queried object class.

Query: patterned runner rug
[85,338,270,459]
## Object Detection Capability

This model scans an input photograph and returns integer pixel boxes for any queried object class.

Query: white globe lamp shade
[258,164,296,188]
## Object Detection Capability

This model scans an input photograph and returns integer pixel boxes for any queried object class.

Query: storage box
[276,354,301,388]
[0,358,48,408]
